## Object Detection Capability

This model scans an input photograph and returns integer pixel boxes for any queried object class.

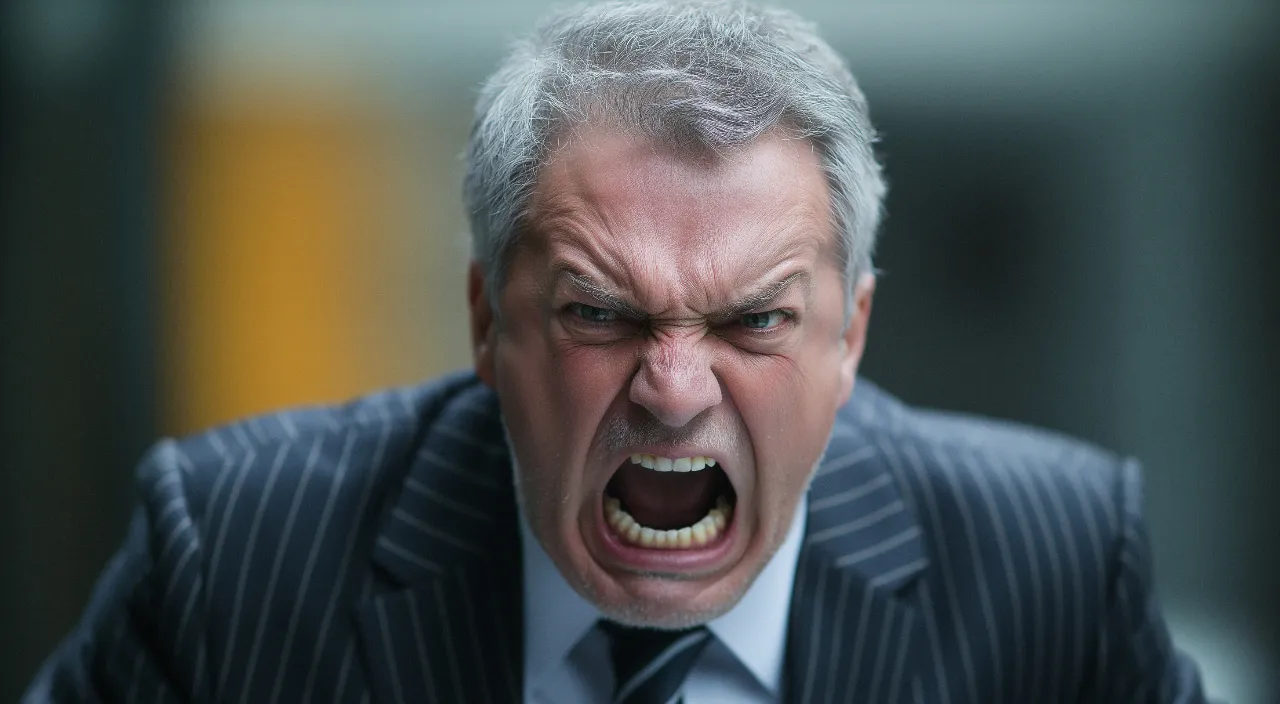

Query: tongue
[609,464,724,530]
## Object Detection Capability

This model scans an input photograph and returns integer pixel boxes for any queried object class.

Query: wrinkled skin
[469,126,875,627]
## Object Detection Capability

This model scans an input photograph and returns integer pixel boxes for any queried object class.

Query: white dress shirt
[520,496,807,703]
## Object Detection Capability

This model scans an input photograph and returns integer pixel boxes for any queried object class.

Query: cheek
[494,327,635,484]
[739,366,835,457]
[552,343,635,412]
[725,339,848,497]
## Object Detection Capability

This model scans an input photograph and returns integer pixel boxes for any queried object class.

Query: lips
[602,453,737,551]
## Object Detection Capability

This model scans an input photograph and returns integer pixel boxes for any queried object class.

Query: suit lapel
[356,384,524,704]
[785,410,931,704]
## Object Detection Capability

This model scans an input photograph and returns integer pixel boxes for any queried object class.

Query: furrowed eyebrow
[552,266,811,322]
[556,269,648,319]
[710,272,811,322]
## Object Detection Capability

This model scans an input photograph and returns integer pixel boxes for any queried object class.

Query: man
[27,1,1206,702]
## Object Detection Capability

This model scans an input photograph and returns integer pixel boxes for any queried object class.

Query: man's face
[469,126,874,627]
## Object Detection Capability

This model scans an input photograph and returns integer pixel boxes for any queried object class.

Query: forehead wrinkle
[536,211,691,317]
[546,215,826,322]
[529,163,672,289]
[543,230,659,313]
[528,129,836,319]
[530,198,643,295]
[696,188,830,258]
[531,143,651,250]
[700,216,825,296]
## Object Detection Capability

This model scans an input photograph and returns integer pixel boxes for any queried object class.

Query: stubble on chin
[575,566,760,631]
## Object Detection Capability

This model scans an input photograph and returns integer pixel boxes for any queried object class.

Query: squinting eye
[571,303,618,323]
[740,310,788,330]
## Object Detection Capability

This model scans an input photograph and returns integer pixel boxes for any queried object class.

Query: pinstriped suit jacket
[27,371,1205,703]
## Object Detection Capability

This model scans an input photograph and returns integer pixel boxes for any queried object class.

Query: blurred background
[2,1,1276,701]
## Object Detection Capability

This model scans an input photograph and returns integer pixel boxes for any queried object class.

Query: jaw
[573,516,760,627]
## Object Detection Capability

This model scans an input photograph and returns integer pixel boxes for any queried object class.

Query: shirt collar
[520,493,807,696]
[706,493,806,694]
[520,517,603,687]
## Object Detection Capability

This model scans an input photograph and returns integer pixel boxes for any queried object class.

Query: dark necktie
[599,620,713,704]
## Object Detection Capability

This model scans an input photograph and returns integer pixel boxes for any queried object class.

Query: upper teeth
[629,454,717,472]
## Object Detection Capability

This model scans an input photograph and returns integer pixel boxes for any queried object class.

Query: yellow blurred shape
[162,88,428,436]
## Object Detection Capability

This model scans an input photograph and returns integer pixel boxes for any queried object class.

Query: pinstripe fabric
[25,373,1204,703]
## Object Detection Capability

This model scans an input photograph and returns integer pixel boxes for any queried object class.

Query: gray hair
[463,0,886,313]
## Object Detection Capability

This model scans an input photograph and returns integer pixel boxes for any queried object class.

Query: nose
[629,336,722,427]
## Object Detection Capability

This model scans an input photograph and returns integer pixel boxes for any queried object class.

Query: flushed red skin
[469,126,874,627]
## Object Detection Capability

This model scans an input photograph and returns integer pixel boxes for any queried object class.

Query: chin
[565,476,786,628]
[588,580,746,630]
[569,543,765,630]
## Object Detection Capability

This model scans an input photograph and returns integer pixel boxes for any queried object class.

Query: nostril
[631,389,718,428]
[629,356,722,428]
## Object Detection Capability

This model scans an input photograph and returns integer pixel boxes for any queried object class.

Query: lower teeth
[604,495,732,549]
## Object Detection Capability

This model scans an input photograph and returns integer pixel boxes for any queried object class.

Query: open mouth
[602,454,736,550]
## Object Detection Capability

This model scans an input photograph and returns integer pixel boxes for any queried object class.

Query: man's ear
[468,261,498,388]
[837,273,875,407]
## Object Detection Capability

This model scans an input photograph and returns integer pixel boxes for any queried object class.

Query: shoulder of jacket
[840,378,1126,531]
[137,370,495,517]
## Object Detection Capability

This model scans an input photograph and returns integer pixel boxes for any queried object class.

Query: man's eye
[740,310,788,330]
[571,303,618,323]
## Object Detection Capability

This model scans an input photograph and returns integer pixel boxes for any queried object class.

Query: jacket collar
[783,380,930,703]
[358,379,524,704]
